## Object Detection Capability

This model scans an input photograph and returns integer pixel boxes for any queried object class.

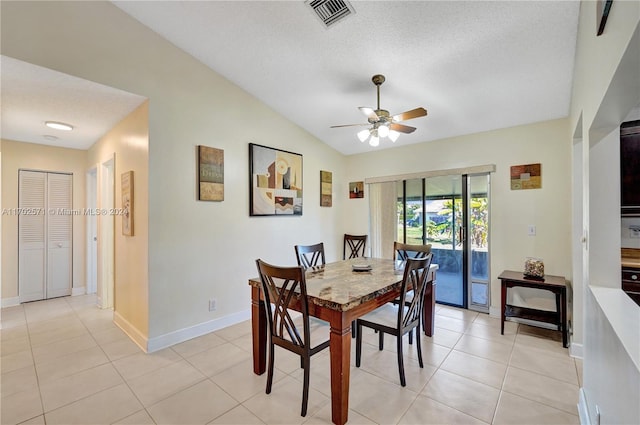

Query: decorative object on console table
[320,170,332,207]
[197,145,224,201]
[498,270,568,347]
[121,171,134,236]
[523,257,544,280]
[249,143,303,216]
[510,163,541,190]
[349,181,364,199]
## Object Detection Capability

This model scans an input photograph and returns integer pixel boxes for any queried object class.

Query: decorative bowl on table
[523,257,544,279]
[352,264,372,272]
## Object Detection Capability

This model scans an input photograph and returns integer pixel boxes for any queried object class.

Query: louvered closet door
[18,171,72,302]
[46,173,72,298]
[18,171,47,302]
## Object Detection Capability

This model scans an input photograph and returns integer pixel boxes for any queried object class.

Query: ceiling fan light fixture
[369,133,379,147]
[388,130,400,142]
[357,129,370,142]
[378,124,389,138]
[45,121,73,131]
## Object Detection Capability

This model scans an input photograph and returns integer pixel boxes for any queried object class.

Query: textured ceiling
[1,1,580,155]
[1,56,147,150]
[113,0,580,155]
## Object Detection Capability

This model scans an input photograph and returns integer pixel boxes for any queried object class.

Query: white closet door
[18,171,46,302]
[47,173,72,298]
[18,171,72,302]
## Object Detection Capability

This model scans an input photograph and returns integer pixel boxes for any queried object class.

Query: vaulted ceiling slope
[1,1,580,155]
[112,0,580,155]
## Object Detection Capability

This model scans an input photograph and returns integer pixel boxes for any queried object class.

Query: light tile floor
[1,295,581,424]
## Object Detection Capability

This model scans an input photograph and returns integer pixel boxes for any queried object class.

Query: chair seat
[358,304,405,330]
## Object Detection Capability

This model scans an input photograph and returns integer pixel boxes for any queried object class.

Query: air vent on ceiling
[306,0,355,28]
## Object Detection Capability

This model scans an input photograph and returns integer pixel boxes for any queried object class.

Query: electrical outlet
[208,298,217,311]
[528,225,536,236]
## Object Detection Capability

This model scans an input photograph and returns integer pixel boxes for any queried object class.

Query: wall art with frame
[198,145,224,201]
[121,170,134,236]
[249,143,303,215]
[320,170,332,207]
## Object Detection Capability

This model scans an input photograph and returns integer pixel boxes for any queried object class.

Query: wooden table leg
[251,285,267,375]
[423,281,435,336]
[329,312,351,425]
[560,288,568,348]
[500,281,506,335]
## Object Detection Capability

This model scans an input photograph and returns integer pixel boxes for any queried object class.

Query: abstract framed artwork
[121,170,134,236]
[320,170,332,207]
[249,143,303,216]
[510,163,542,190]
[198,145,224,201]
[349,181,364,198]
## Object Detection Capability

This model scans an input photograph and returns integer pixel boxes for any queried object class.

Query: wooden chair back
[255,259,310,355]
[343,234,367,260]
[295,242,325,269]
[398,255,433,331]
[393,241,432,261]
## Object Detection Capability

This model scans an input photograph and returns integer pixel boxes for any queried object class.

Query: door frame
[97,155,115,309]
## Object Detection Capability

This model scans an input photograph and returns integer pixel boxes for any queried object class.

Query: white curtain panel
[368,181,397,259]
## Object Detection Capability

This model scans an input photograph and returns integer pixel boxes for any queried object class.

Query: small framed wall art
[320,170,332,207]
[249,143,303,215]
[121,170,134,236]
[510,163,542,190]
[349,181,364,198]
[198,145,224,201]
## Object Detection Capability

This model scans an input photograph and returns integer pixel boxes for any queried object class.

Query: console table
[498,270,568,347]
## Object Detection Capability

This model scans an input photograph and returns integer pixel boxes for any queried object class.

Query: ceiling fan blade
[390,123,416,134]
[330,123,370,128]
[359,107,380,122]
[392,107,427,122]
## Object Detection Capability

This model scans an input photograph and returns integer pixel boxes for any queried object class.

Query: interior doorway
[98,155,115,309]
[86,167,98,294]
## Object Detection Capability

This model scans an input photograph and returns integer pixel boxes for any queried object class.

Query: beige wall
[344,118,573,312]
[87,101,149,341]
[1,1,347,348]
[1,140,87,301]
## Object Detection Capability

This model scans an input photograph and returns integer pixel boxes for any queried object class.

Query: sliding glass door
[396,173,490,311]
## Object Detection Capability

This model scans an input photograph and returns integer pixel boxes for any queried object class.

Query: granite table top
[249,258,438,312]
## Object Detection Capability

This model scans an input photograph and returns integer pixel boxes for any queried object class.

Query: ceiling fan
[331,74,427,146]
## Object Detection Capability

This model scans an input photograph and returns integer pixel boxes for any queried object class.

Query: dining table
[249,257,438,425]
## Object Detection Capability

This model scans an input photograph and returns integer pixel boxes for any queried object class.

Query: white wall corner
[114,310,149,353]
[146,309,252,353]
[1,297,20,308]
[578,387,591,425]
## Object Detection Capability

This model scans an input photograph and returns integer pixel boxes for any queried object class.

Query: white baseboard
[72,286,86,296]
[146,309,252,353]
[570,342,584,359]
[578,387,590,425]
[1,297,20,308]
[113,311,149,353]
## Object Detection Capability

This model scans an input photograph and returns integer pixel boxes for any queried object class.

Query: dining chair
[295,242,326,269]
[355,255,433,387]
[393,241,432,261]
[392,242,433,343]
[343,234,367,260]
[255,259,330,416]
